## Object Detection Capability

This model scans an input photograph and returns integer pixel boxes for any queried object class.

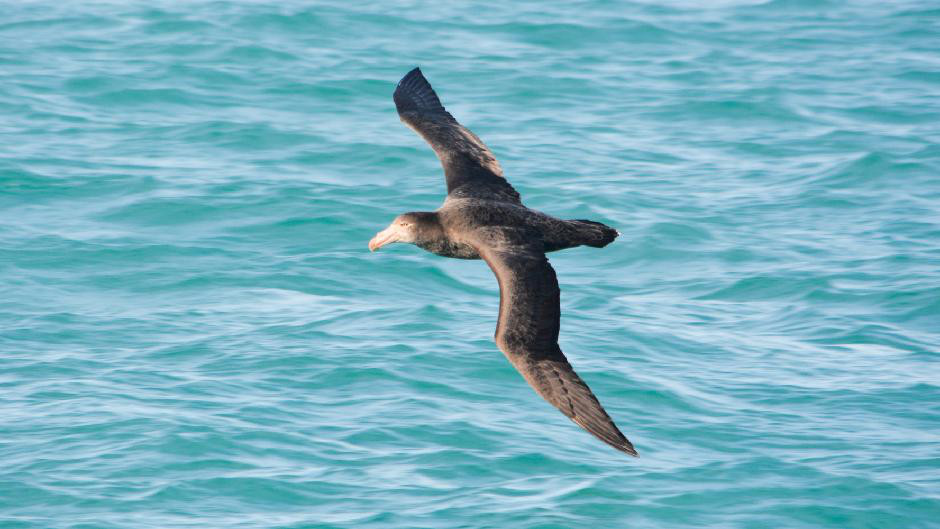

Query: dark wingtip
[621,443,640,457]
[607,435,639,457]
[574,415,640,457]
[394,67,445,114]
[396,67,422,88]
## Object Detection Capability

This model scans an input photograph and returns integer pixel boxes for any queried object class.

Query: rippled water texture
[2,1,939,527]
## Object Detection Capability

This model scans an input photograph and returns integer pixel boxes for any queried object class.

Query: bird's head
[368,212,437,252]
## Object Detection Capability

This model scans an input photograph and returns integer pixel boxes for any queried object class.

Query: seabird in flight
[369,68,637,456]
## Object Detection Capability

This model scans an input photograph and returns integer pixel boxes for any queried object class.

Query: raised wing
[393,67,521,204]
[473,231,638,456]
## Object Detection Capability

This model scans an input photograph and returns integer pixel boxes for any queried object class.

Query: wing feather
[393,68,521,203]
[474,235,638,456]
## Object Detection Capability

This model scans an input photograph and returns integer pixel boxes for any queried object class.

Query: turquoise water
[2,1,939,527]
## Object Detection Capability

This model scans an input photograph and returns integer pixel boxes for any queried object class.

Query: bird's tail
[570,219,619,248]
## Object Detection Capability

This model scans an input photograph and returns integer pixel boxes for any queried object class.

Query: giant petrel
[369,68,637,456]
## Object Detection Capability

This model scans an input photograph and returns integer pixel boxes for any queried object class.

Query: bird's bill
[368,226,399,251]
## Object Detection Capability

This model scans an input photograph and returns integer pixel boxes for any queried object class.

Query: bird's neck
[412,212,480,259]
[410,211,444,248]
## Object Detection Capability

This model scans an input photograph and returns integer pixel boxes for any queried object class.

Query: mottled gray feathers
[386,68,636,456]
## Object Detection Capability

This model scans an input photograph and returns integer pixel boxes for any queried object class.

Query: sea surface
[1,1,939,528]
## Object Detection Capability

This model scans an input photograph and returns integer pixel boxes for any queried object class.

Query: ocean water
[1,1,939,527]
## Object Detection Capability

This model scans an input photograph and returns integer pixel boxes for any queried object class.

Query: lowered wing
[473,232,638,456]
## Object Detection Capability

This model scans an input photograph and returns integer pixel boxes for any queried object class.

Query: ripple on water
[1,1,939,528]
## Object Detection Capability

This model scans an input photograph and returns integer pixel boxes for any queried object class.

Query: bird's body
[369,68,637,456]
[412,198,619,260]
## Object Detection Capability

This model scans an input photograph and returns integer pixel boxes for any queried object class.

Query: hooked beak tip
[369,227,398,253]
[368,232,389,252]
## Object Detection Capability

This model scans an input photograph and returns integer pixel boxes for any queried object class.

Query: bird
[368,67,637,456]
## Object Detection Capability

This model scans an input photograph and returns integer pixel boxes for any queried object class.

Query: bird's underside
[373,67,636,456]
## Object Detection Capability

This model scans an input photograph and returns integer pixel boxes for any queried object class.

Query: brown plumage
[369,68,636,456]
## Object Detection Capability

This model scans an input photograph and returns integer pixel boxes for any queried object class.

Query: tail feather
[572,219,619,248]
